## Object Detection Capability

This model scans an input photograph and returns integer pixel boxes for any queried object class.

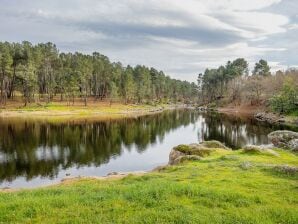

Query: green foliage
[0,149,297,223]
[174,144,193,153]
[0,41,198,106]
[270,78,298,114]
[253,59,270,76]
[198,58,248,103]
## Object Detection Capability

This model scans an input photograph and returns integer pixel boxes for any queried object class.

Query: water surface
[0,110,297,188]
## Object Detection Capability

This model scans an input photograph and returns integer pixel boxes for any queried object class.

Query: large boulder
[169,147,185,165]
[268,130,298,151]
[168,141,230,165]
[168,144,210,165]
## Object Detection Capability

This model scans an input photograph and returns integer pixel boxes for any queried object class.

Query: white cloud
[0,0,296,82]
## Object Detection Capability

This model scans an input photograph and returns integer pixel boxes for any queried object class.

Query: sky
[0,0,297,82]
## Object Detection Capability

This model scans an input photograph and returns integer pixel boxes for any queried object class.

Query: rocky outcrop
[168,141,230,165]
[254,112,285,124]
[268,130,298,151]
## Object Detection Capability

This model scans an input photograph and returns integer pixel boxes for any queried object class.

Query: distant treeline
[198,58,298,114]
[0,41,198,106]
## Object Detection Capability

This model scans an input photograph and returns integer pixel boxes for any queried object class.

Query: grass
[0,149,297,224]
[0,101,174,123]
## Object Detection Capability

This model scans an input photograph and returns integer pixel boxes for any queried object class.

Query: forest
[0,41,198,106]
[198,58,298,114]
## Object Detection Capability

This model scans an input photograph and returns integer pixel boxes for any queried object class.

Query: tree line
[198,58,298,114]
[0,41,198,106]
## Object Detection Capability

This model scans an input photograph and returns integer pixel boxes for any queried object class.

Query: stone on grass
[169,141,231,165]
[273,165,298,176]
[268,130,298,151]
[240,161,253,170]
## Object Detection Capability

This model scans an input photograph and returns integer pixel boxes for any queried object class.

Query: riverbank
[0,146,297,223]
[217,105,298,126]
[0,101,190,122]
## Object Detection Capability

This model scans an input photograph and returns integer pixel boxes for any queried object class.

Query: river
[0,109,297,188]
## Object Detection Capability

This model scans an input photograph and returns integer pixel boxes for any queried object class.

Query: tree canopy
[0,41,198,106]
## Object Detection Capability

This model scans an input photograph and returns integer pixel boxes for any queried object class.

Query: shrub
[270,78,298,114]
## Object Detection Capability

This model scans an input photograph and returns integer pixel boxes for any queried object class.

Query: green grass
[0,149,297,224]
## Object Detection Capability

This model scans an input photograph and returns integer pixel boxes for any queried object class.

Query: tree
[17,42,37,106]
[0,42,13,105]
[253,59,270,76]
[109,81,119,106]
[0,41,198,106]
[270,78,298,114]
[122,66,135,104]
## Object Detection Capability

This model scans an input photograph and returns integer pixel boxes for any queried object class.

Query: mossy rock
[172,155,202,165]
[201,140,231,150]
[272,165,298,176]
[242,145,279,156]
[174,144,213,157]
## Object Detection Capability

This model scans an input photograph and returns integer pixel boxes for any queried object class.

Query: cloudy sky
[0,0,297,81]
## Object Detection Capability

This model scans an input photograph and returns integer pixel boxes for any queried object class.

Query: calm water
[0,110,297,188]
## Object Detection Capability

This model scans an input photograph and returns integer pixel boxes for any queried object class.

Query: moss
[174,144,213,157]
[174,144,193,154]
[242,145,279,156]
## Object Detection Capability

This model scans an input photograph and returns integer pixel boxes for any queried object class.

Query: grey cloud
[0,0,297,81]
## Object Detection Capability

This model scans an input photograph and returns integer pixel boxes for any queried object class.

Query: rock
[268,130,298,151]
[273,165,298,176]
[239,161,253,170]
[243,145,279,156]
[288,139,298,152]
[254,112,279,124]
[200,140,231,150]
[107,172,119,176]
[172,155,202,165]
[168,141,232,165]
[169,147,185,165]
[177,144,214,156]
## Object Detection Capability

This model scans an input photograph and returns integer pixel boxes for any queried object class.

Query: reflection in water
[0,110,296,188]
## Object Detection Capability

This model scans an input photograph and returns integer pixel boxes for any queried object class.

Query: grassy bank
[0,101,183,122]
[0,148,297,223]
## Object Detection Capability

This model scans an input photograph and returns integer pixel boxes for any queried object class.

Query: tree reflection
[0,110,296,183]
[0,110,199,182]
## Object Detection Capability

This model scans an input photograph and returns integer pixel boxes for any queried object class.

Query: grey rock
[288,139,298,151]
[169,148,185,165]
[107,172,119,176]
[268,130,298,151]
[273,165,298,175]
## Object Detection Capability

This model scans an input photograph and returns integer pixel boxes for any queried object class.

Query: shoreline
[0,171,148,193]
[217,106,298,126]
[0,103,193,122]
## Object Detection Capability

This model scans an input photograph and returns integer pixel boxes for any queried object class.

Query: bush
[270,79,298,114]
